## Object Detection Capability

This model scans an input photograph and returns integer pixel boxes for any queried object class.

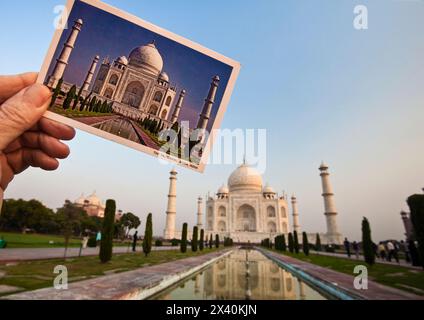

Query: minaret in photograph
[82,55,100,91]
[171,89,186,124]
[291,195,300,234]
[164,168,177,240]
[196,75,220,131]
[196,196,203,229]
[319,162,343,244]
[47,19,83,88]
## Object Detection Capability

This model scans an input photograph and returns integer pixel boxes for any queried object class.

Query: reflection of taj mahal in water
[47,19,221,131]
[156,250,325,300]
[164,162,344,245]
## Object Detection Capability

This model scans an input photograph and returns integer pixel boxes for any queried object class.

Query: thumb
[0,84,52,150]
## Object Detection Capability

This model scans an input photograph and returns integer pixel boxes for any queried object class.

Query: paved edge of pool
[139,249,234,300]
[257,248,362,300]
[3,249,233,300]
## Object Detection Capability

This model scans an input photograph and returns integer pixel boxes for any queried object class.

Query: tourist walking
[352,241,359,259]
[386,241,395,262]
[344,238,351,258]
[378,242,386,261]
[132,231,138,252]
[96,231,102,247]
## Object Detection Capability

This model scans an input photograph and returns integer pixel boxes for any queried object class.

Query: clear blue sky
[1,0,423,241]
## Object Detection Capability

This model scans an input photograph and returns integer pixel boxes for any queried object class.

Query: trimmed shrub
[315,233,322,251]
[192,226,198,252]
[362,217,375,266]
[155,239,163,247]
[180,223,188,253]
[142,213,153,257]
[199,229,204,251]
[99,200,116,263]
[288,232,294,253]
[215,234,219,248]
[302,232,310,256]
[407,194,424,268]
[293,231,300,254]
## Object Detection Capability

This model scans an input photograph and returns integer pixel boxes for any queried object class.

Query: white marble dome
[228,164,263,192]
[217,184,229,194]
[159,72,169,82]
[87,192,101,206]
[128,41,163,75]
[263,184,276,194]
[75,194,85,205]
[117,56,128,65]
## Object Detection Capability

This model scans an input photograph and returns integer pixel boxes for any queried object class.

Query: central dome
[128,41,163,76]
[228,164,263,192]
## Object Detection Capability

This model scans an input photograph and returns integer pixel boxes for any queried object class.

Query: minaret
[171,89,186,124]
[291,195,300,234]
[82,55,100,91]
[47,19,83,88]
[319,162,342,244]
[164,168,177,240]
[196,75,220,131]
[196,196,203,229]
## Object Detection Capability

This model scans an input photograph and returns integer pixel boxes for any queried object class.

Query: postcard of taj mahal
[38,0,240,172]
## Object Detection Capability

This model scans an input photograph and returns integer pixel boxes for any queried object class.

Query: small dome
[75,194,85,205]
[159,72,169,82]
[263,184,275,194]
[116,56,128,65]
[129,41,163,76]
[76,19,83,25]
[228,164,263,192]
[217,184,229,194]
[87,192,101,206]
[319,161,329,170]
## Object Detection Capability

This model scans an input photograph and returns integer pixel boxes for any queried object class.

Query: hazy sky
[1,0,423,242]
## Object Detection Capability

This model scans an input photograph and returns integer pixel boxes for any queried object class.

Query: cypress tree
[215,234,220,248]
[209,234,213,249]
[180,223,188,253]
[315,233,322,251]
[192,226,198,252]
[293,230,300,254]
[99,199,116,263]
[142,213,153,257]
[407,194,424,268]
[63,85,76,110]
[199,229,204,251]
[72,85,83,110]
[288,232,294,253]
[80,92,92,111]
[282,234,287,251]
[89,96,97,112]
[362,217,375,266]
[50,78,63,108]
[302,232,310,256]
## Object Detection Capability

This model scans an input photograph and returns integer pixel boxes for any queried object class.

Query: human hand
[0,73,76,200]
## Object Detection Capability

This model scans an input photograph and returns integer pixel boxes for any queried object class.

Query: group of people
[343,237,421,266]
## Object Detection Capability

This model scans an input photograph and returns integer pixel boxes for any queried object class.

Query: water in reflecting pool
[94,118,142,144]
[152,249,328,300]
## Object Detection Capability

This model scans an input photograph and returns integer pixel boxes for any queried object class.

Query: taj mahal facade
[163,162,344,245]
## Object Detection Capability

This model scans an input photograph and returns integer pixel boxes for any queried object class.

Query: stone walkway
[73,115,119,126]
[4,249,232,300]
[264,250,423,300]
[310,250,422,270]
[130,120,160,150]
[0,246,178,263]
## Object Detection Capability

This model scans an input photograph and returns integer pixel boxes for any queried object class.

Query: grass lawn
[0,232,132,248]
[0,232,81,248]
[0,247,223,296]
[273,249,424,296]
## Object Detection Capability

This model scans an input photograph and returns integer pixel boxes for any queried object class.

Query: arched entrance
[121,81,145,108]
[236,204,256,232]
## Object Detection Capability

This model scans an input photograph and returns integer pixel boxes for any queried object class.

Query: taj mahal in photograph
[163,161,344,245]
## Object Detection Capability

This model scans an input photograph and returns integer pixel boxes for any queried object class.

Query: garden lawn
[276,250,424,296]
[50,105,113,118]
[0,232,81,248]
[0,247,222,296]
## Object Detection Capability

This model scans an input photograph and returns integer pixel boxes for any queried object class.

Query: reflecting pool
[94,118,142,144]
[152,249,328,300]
